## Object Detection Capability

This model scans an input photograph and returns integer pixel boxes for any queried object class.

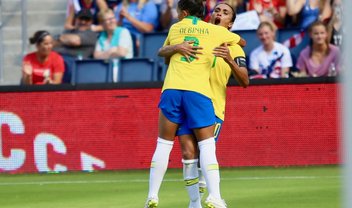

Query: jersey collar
[185,16,200,25]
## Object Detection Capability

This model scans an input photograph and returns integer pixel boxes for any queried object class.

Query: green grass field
[0,166,340,208]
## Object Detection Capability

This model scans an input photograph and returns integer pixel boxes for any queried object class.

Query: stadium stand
[236,30,262,56]
[139,32,168,59]
[118,58,157,82]
[72,59,113,84]
[0,0,313,85]
[0,0,66,86]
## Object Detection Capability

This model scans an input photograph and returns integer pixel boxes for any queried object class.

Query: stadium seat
[118,58,157,82]
[72,59,113,84]
[288,34,309,66]
[157,57,168,81]
[139,32,168,59]
[277,28,302,43]
[236,30,261,56]
[278,28,309,69]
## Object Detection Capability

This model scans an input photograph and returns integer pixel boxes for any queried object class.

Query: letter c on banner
[0,112,26,171]
[34,133,67,172]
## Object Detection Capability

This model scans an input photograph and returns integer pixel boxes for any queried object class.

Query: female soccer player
[155,3,248,207]
[176,3,249,207]
[144,0,246,207]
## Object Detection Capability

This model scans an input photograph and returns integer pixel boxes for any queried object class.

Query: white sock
[183,159,201,208]
[198,167,206,199]
[147,137,174,199]
[198,137,221,200]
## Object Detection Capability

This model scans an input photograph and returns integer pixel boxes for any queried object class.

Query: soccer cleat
[144,197,158,208]
[205,195,227,208]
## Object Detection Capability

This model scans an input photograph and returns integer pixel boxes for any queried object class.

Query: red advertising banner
[0,83,340,173]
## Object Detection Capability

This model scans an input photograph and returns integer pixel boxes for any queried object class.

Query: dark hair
[178,0,205,19]
[29,30,50,45]
[215,2,237,22]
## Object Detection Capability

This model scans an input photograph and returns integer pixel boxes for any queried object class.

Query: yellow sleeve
[230,44,246,58]
[217,26,240,45]
[163,33,171,47]
[163,24,176,47]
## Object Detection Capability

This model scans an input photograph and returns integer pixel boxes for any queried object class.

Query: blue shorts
[177,116,223,142]
[158,89,215,129]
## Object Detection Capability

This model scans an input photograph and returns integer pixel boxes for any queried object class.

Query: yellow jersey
[210,44,246,121]
[161,16,240,99]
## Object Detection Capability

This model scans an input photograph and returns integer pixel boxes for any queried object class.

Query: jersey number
[181,36,200,63]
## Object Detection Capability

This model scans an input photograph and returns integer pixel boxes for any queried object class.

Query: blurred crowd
[22,0,343,85]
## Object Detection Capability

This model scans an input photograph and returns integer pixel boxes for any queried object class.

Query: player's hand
[213,43,232,63]
[176,41,203,62]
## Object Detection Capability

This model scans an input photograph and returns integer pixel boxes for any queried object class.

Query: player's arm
[221,27,246,47]
[158,41,203,63]
[213,43,249,88]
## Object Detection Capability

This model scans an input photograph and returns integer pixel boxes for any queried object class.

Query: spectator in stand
[234,0,248,14]
[22,31,65,85]
[204,0,244,22]
[286,0,332,30]
[54,9,99,83]
[327,0,342,47]
[65,0,108,32]
[114,0,159,55]
[159,0,178,30]
[248,0,287,29]
[294,21,340,77]
[94,9,134,82]
[106,0,122,9]
[249,21,293,79]
[160,0,246,30]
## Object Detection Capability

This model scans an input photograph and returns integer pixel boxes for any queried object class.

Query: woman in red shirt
[22,31,65,85]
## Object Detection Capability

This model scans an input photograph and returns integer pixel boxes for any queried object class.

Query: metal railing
[0,0,28,84]
[0,0,4,83]
[21,0,27,58]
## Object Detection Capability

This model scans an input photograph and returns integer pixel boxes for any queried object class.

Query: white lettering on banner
[81,152,106,171]
[0,111,106,173]
[0,112,26,171]
[34,133,68,172]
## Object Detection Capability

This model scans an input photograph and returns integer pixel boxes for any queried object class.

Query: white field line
[0,175,340,186]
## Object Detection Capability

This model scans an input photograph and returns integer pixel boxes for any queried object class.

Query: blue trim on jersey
[158,89,215,128]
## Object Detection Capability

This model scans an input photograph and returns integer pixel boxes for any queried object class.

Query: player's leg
[145,90,183,207]
[195,126,227,208]
[179,133,202,208]
[183,91,226,207]
[198,117,224,202]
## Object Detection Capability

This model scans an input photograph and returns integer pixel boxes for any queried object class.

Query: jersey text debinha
[179,27,210,35]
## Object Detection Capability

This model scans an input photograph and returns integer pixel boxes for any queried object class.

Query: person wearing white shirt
[249,21,293,78]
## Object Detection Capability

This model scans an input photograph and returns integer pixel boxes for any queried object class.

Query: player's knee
[182,148,197,160]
